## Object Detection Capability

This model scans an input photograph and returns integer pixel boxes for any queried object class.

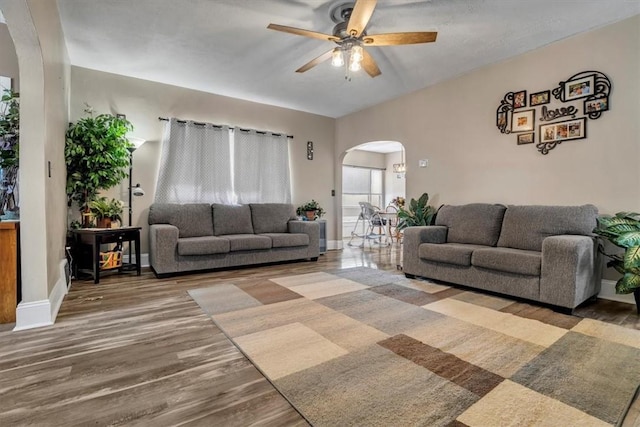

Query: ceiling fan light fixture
[331,48,344,67]
[351,44,363,62]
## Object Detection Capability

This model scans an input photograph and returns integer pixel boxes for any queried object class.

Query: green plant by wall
[88,197,124,223]
[65,107,133,214]
[296,199,325,220]
[396,193,438,231]
[593,212,640,294]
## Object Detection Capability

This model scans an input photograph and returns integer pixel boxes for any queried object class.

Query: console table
[0,221,20,323]
[73,227,141,284]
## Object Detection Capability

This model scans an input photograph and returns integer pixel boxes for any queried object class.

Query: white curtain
[155,119,291,204]
[155,119,234,204]
[234,130,291,204]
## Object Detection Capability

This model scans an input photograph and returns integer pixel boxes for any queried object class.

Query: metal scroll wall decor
[495,70,611,155]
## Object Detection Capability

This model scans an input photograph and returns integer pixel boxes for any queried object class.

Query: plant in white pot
[296,200,325,221]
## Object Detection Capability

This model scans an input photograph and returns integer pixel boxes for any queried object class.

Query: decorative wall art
[517,133,534,145]
[511,110,535,133]
[495,70,611,155]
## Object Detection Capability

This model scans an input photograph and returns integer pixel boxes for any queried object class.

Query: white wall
[0,23,18,88]
[70,67,336,251]
[384,151,405,208]
[0,0,70,329]
[336,15,640,235]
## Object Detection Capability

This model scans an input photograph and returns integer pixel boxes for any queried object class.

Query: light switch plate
[419,159,428,168]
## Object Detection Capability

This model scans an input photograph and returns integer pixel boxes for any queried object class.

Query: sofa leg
[310,257,319,262]
[405,273,416,279]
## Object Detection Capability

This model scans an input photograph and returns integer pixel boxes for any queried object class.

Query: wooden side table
[0,221,20,323]
[73,227,141,284]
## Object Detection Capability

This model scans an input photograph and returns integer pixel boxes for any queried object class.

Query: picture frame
[496,112,507,128]
[562,74,595,102]
[539,117,586,143]
[530,90,550,106]
[517,133,535,145]
[584,97,609,114]
[511,109,535,133]
[513,90,527,109]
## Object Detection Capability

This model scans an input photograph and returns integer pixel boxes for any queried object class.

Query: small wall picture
[496,112,507,127]
[511,109,535,133]
[539,117,586,143]
[530,90,550,106]
[585,97,609,113]
[562,74,595,101]
[513,90,527,108]
[517,133,534,145]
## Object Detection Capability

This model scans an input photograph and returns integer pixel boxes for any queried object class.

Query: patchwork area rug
[189,267,640,426]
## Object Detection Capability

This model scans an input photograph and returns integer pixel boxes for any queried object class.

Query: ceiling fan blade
[347,0,377,37]
[267,23,339,42]
[363,31,437,46]
[361,49,381,78]
[296,49,334,73]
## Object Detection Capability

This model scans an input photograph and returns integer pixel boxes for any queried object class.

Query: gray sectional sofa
[148,203,319,277]
[403,203,603,310]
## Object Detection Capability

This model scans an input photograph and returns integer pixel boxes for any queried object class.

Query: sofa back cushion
[148,203,213,238]
[497,204,597,252]
[435,203,507,246]
[250,203,296,234]
[212,204,254,236]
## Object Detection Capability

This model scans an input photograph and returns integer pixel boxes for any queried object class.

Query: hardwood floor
[0,244,637,426]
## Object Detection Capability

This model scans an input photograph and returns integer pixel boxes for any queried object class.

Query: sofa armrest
[288,220,320,257]
[149,224,179,275]
[402,226,448,276]
[540,235,602,308]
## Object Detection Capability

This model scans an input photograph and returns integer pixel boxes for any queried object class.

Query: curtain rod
[158,117,293,139]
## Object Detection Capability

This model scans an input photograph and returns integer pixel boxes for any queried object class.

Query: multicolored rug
[189,267,640,426]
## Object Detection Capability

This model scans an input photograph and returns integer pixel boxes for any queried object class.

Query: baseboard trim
[14,259,69,331]
[328,240,343,250]
[598,279,635,304]
[125,252,150,268]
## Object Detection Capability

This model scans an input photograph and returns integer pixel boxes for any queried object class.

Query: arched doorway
[340,140,406,246]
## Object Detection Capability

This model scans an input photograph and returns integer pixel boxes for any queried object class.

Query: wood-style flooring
[0,244,637,426]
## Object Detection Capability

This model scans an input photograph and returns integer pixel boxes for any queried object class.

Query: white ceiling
[353,140,403,153]
[55,0,639,118]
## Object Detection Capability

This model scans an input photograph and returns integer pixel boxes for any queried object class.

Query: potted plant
[593,211,640,313]
[88,197,123,228]
[396,193,438,231]
[65,106,133,226]
[296,200,325,221]
[0,89,19,219]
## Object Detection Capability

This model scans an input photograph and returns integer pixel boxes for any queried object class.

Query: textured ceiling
[56,0,639,118]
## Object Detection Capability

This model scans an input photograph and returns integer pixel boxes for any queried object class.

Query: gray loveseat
[148,203,319,277]
[403,203,603,310]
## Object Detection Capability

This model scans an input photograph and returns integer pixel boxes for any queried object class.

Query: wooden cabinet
[0,221,20,323]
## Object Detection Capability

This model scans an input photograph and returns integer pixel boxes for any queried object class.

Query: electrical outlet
[419,159,428,168]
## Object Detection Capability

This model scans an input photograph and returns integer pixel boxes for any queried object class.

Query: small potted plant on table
[88,197,124,228]
[296,200,325,221]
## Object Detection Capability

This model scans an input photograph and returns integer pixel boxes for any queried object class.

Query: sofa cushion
[224,234,272,251]
[212,204,254,236]
[497,205,597,252]
[250,204,296,234]
[419,243,487,267]
[472,247,542,276]
[261,233,309,248]
[177,236,230,256]
[435,204,507,247]
[148,203,213,238]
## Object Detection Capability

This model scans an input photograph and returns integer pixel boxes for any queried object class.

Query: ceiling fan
[267,0,437,79]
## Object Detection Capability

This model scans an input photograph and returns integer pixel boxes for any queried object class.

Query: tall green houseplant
[593,212,640,311]
[65,108,133,223]
[396,193,437,231]
[0,89,20,218]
